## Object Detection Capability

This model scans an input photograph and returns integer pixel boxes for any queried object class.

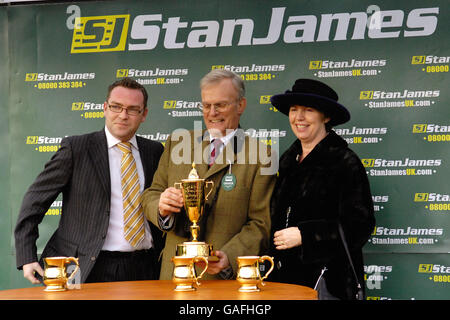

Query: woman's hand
[274,227,302,250]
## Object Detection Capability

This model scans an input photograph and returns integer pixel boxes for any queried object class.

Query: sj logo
[414,193,429,202]
[163,101,176,109]
[259,95,272,104]
[411,56,426,64]
[26,136,39,144]
[412,124,427,133]
[25,73,38,81]
[71,15,130,53]
[116,69,129,78]
[309,61,322,69]
[211,65,225,70]
[418,264,433,273]
[359,91,374,100]
[72,102,85,111]
[361,159,375,167]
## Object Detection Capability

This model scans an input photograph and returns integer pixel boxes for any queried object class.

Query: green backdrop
[1,0,449,299]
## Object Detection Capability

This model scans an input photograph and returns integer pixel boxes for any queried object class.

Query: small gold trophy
[236,256,274,292]
[174,163,216,260]
[171,255,208,291]
[43,257,80,292]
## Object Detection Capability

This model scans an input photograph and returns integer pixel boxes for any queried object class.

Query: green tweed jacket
[142,129,276,280]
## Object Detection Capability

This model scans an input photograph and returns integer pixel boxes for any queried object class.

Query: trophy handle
[193,256,209,286]
[259,256,274,285]
[174,182,182,190]
[65,257,80,282]
[204,181,214,201]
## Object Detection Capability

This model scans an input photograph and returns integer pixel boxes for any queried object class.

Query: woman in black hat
[268,79,375,300]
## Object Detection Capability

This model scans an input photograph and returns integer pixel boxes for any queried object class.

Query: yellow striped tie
[117,142,145,247]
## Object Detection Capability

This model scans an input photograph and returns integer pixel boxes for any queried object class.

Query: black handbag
[338,222,364,300]
[314,223,364,300]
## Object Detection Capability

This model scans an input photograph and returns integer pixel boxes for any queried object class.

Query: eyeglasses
[201,101,238,113]
[108,103,144,116]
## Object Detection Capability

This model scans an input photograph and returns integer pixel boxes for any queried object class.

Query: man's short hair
[107,77,148,108]
[200,69,245,100]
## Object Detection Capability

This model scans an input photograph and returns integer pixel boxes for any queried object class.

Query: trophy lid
[187,162,200,179]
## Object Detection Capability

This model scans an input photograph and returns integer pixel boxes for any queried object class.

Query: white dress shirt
[102,127,153,252]
[208,128,237,157]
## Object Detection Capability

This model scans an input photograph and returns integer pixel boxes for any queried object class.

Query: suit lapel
[87,130,110,196]
[136,136,149,187]
[191,131,209,179]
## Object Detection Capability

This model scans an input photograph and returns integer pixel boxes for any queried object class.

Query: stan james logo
[309,61,323,69]
[412,124,450,133]
[116,69,129,77]
[418,264,450,273]
[412,55,450,64]
[359,90,440,100]
[414,193,450,202]
[25,73,38,81]
[68,7,439,54]
[163,100,202,110]
[26,136,64,144]
[309,59,386,69]
[260,95,272,104]
[414,193,429,202]
[412,56,426,64]
[360,91,374,99]
[71,15,130,53]
[361,158,441,167]
[413,124,427,133]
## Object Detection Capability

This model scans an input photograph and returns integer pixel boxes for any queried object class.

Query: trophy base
[238,285,261,293]
[44,285,67,292]
[174,284,197,292]
[176,242,219,261]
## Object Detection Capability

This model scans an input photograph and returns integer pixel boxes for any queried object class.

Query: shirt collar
[208,128,237,146]
[104,126,138,150]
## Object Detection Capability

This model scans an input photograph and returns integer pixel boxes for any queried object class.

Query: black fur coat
[268,131,375,300]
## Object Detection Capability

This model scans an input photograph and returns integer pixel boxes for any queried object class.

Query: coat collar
[281,130,347,171]
[87,130,111,196]
[194,128,246,179]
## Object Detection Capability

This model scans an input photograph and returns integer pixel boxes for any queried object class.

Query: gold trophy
[174,163,216,260]
[171,255,208,291]
[236,256,274,292]
[43,256,80,292]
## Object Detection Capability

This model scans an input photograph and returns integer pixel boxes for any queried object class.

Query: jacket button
[90,256,96,261]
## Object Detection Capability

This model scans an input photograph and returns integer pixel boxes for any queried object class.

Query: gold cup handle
[193,256,209,286]
[259,255,274,286]
[205,181,214,201]
[65,257,80,283]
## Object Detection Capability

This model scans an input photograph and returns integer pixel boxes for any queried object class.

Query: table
[0,280,317,300]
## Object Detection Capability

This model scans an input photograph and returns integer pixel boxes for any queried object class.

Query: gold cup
[171,256,209,291]
[43,256,80,292]
[174,163,215,260]
[236,256,274,292]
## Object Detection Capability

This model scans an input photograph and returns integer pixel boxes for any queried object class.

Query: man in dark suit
[15,77,164,284]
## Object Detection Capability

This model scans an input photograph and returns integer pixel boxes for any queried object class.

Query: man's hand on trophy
[23,262,44,284]
[158,187,184,217]
[204,250,230,275]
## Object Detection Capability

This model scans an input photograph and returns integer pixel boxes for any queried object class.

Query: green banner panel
[0,6,13,290]
[365,253,450,300]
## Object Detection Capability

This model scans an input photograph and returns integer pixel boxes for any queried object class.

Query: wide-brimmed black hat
[270,78,350,126]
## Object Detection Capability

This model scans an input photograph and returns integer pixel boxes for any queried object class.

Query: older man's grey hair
[200,69,245,100]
